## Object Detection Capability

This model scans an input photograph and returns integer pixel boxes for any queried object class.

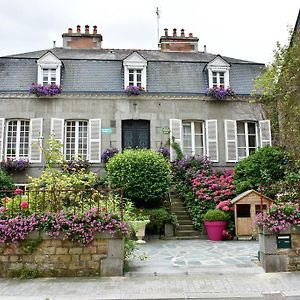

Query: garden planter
[131,220,150,244]
[204,221,227,241]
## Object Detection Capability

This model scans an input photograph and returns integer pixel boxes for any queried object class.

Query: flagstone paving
[126,239,263,276]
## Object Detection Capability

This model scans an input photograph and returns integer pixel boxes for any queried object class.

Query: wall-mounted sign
[101,128,113,134]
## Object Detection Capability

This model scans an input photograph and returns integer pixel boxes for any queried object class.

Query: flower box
[124,85,145,96]
[30,83,61,97]
[206,87,235,100]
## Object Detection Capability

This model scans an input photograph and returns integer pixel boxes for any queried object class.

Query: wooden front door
[122,120,150,149]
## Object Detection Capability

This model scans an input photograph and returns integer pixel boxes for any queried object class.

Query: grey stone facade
[0,26,268,183]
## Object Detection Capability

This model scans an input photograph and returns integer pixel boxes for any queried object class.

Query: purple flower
[124,85,145,96]
[30,83,61,97]
[206,87,235,100]
[101,148,119,164]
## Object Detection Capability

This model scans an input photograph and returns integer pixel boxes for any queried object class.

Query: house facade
[0,25,271,183]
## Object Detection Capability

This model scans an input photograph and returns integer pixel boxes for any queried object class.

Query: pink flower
[20,201,29,209]
[14,188,23,195]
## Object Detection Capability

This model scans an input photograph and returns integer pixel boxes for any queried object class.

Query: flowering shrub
[255,202,300,233]
[29,83,61,97]
[0,210,129,245]
[61,158,89,174]
[192,169,236,205]
[124,85,145,96]
[101,148,119,164]
[206,87,235,100]
[157,147,170,160]
[0,158,29,171]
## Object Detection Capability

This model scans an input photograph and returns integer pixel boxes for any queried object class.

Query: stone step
[177,224,194,231]
[176,230,201,237]
[177,220,194,225]
[173,210,190,216]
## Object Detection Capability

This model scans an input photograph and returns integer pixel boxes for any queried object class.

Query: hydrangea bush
[101,148,119,164]
[30,83,61,97]
[255,202,300,233]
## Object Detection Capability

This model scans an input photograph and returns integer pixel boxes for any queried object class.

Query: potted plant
[130,209,150,244]
[203,209,228,241]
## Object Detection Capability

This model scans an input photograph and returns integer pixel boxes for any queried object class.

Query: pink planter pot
[204,221,227,241]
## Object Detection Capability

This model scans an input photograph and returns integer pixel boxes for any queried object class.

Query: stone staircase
[171,195,202,239]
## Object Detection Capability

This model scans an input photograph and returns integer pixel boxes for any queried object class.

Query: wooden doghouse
[231,190,273,238]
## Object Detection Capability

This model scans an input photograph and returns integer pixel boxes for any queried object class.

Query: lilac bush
[30,83,61,97]
[206,87,235,100]
[0,210,129,245]
[255,202,300,233]
[0,158,29,171]
[101,148,119,164]
[124,85,145,96]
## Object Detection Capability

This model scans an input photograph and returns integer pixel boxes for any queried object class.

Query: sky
[0,0,299,64]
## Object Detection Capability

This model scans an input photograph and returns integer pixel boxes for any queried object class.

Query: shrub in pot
[203,209,228,241]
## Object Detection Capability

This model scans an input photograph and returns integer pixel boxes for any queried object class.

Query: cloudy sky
[0,0,299,64]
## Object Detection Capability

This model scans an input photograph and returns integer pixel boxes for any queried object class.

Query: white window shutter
[224,120,237,162]
[259,120,272,147]
[0,118,4,162]
[206,120,219,162]
[29,118,43,163]
[89,119,101,163]
[169,119,182,161]
[51,118,64,144]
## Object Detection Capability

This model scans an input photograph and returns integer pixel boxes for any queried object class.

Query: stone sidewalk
[1,239,300,299]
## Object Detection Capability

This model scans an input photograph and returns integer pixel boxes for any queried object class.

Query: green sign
[101,128,113,134]
[277,235,291,249]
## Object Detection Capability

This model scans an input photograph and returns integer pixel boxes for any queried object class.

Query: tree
[254,31,300,163]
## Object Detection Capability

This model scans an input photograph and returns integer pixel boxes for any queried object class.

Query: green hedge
[106,149,172,207]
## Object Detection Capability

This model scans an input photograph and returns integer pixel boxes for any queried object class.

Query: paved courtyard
[127,239,263,276]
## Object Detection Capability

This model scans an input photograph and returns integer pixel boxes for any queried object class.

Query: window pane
[194,121,203,134]
[248,135,256,147]
[237,135,246,147]
[237,122,245,134]
[238,148,246,160]
[247,122,256,134]
[195,135,203,148]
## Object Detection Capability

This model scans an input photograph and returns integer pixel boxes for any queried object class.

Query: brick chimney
[159,28,199,52]
[62,25,103,49]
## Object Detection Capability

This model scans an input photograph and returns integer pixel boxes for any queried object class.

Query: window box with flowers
[0,158,29,171]
[124,86,145,96]
[29,83,62,97]
[206,87,235,100]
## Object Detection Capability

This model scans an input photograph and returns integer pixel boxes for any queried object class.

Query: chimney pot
[164,28,168,36]
[173,28,177,37]
[181,29,185,37]
[77,25,81,33]
[204,45,207,53]
[93,25,97,34]
[85,25,89,34]
[189,32,193,37]
[68,28,72,34]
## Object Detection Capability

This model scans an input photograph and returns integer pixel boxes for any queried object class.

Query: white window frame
[206,55,230,88]
[37,52,62,86]
[237,121,259,160]
[182,120,205,157]
[123,52,147,89]
[64,120,89,161]
[5,119,30,160]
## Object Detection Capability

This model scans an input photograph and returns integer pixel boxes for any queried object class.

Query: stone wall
[259,225,300,272]
[0,232,124,277]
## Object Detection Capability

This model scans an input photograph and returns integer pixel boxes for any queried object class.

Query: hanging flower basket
[206,87,235,100]
[124,86,145,96]
[29,83,62,97]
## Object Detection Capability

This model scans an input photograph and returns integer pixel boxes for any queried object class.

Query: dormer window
[205,55,230,88]
[37,51,62,86]
[123,52,147,89]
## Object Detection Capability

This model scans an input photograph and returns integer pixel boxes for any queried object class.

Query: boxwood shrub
[106,149,172,207]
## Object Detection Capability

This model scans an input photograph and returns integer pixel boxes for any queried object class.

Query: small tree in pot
[203,209,228,241]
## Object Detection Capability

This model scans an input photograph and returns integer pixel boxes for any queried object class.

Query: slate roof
[0,47,264,95]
